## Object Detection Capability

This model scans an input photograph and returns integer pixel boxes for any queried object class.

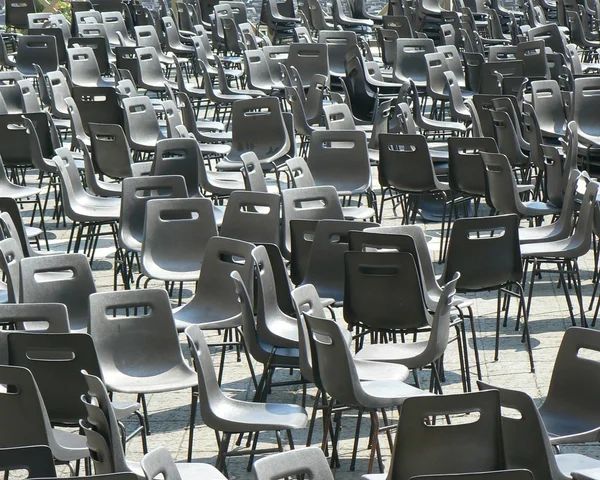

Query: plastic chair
[170,235,256,384]
[530,80,567,140]
[5,0,35,30]
[0,365,89,465]
[304,309,428,473]
[217,96,291,171]
[478,381,600,480]
[480,152,560,220]
[251,447,334,480]
[363,390,505,480]
[410,472,534,480]
[393,38,435,88]
[70,86,123,136]
[0,237,22,303]
[378,133,451,262]
[88,288,198,451]
[0,445,56,477]
[140,197,217,288]
[102,11,135,47]
[7,331,146,452]
[185,325,307,474]
[521,180,600,329]
[135,47,178,94]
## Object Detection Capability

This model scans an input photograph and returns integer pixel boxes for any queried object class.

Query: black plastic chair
[442,214,534,372]
[0,445,56,477]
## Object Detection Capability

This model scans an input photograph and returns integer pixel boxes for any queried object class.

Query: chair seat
[211,395,307,433]
[355,379,428,409]
[113,400,141,420]
[355,359,409,382]
[342,205,375,220]
[541,409,600,445]
[104,363,197,394]
[354,340,432,370]
[519,200,561,217]
[199,131,232,143]
[173,303,242,332]
[199,143,231,157]
[51,428,89,462]
[520,235,587,259]
[25,225,43,239]
[519,222,567,245]
[0,184,42,200]
[197,120,226,132]
[559,454,600,479]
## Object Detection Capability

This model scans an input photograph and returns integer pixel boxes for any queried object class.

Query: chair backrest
[220,191,281,246]
[71,86,123,134]
[16,35,59,75]
[573,76,600,139]
[443,214,522,291]
[388,390,505,479]
[480,151,525,214]
[18,78,41,113]
[317,30,356,78]
[477,381,564,480]
[393,38,435,85]
[0,302,69,333]
[240,151,269,192]
[152,137,202,197]
[286,156,315,188]
[230,97,290,165]
[8,332,101,425]
[141,197,218,279]
[0,445,56,478]
[122,95,162,146]
[89,122,133,179]
[307,129,371,195]
[119,175,188,252]
[89,288,192,383]
[447,137,499,198]
[0,365,53,449]
[378,133,437,192]
[185,236,256,324]
[141,447,188,480]
[67,46,104,87]
[251,446,334,480]
[101,11,128,45]
[344,251,429,330]
[0,72,24,114]
[304,219,378,304]
[281,186,344,258]
[0,237,23,303]
[20,253,96,332]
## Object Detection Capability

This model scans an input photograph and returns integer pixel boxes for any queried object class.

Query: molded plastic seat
[67,46,114,88]
[185,324,308,472]
[141,447,226,480]
[251,446,334,480]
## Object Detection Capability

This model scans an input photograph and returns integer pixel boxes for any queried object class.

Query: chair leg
[350,407,363,471]
[187,387,198,462]
[215,431,231,474]
[367,410,382,474]
[514,280,535,373]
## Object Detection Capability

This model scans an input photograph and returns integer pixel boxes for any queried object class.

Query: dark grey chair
[185,324,308,474]
[477,381,600,480]
[88,288,198,457]
[364,390,505,480]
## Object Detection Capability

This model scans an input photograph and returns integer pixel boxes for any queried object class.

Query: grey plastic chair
[363,390,505,480]
[185,325,308,474]
[141,447,226,480]
[477,381,600,480]
[304,309,429,473]
[122,95,166,159]
[251,447,334,480]
[88,288,198,453]
[220,191,281,246]
[521,180,599,328]
[0,365,89,466]
[80,142,122,198]
[88,123,134,180]
[139,197,217,291]
[20,253,96,332]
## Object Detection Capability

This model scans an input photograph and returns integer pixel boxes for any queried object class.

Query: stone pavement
[23,166,600,479]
